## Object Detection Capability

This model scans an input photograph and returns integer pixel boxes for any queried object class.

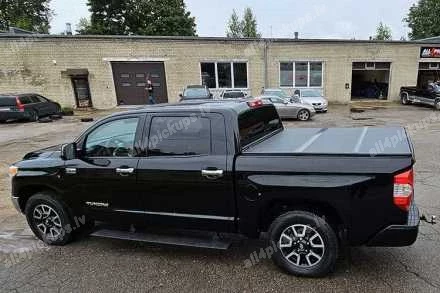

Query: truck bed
[244,127,412,156]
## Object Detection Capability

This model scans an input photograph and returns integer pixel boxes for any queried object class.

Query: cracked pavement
[0,105,439,292]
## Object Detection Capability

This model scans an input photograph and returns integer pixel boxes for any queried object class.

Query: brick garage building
[0,34,439,109]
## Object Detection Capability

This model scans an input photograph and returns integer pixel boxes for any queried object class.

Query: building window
[279,61,323,88]
[200,62,248,89]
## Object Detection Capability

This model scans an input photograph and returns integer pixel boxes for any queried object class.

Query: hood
[301,96,328,104]
[22,144,62,160]
[244,127,413,156]
[288,102,316,111]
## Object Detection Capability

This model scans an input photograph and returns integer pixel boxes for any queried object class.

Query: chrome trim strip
[11,196,21,213]
[114,209,235,221]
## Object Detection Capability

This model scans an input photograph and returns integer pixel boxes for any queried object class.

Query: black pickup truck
[400,84,440,110]
[10,99,420,277]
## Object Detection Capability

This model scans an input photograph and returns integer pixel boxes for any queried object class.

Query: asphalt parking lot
[0,104,439,292]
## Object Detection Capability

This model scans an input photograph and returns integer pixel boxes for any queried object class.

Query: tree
[405,0,440,40]
[0,0,52,33]
[374,22,392,40]
[75,17,91,35]
[225,7,261,38]
[78,0,196,36]
[226,9,242,38]
[241,7,261,38]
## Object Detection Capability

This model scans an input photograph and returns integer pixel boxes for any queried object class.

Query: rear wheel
[28,110,39,122]
[297,109,311,121]
[401,93,410,105]
[269,211,338,277]
[25,192,73,245]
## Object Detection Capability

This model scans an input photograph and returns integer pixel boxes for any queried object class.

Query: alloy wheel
[33,204,63,240]
[298,110,310,121]
[279,224,325,268]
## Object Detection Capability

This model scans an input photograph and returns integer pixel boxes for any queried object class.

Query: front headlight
[8,166,18,177]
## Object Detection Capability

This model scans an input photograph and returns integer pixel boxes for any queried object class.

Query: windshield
[264,90,289,98]
[183,88,210,99]
[238,105,283,147]
[301,90,322,97]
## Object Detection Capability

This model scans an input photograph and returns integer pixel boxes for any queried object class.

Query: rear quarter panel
[234,155,413,245]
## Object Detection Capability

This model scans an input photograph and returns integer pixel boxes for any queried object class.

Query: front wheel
[269,211,338,277]
[435,99,440,111]
[401,93,410,105]
[25,192,73,245]
[297,109,311,121]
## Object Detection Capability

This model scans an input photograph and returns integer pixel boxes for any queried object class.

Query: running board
[90,228,232,250]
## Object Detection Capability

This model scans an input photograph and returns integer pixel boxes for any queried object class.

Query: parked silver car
[259,96,315,121]
[293,89,328,112]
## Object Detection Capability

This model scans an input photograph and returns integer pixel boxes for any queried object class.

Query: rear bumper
[0,111,30,121]
[367,203,419,247]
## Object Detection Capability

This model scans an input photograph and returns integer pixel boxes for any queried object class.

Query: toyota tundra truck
[9,99,420,277]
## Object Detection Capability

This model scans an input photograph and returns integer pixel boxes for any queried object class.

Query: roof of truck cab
[110,100,263,117]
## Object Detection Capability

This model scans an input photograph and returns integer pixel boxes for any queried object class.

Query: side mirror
[179,93,183,98]
[61,143,77,160]
[210,93,213,97]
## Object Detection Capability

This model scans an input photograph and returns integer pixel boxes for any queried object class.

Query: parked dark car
[0,93,62,122]
[10,99,421,277]
[400,83,440,110]
[179,85,213,101]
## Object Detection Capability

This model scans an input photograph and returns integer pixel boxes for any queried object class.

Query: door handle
[116,167,135,176]
[201,169,224,179]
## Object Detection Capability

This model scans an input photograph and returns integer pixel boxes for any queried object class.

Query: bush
[61,107,74,116]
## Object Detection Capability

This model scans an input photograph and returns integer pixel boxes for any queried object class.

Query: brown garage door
[112,62,168,105]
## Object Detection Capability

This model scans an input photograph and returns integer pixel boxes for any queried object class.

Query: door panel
[136,113,235,231]
[63,115,145,223]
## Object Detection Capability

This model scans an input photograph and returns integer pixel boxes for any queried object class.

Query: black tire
[268,211,338,277]
[435,99,440,111]
[25,192,73,245]
[28,110,39,122]
[297,109,311,121]
[401,93,410,105]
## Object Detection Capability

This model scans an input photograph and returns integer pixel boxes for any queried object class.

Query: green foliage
[374,22,392,40]
[226,7,261,38]
[226,9,242,38]
[241,7,261,38]
[75,17,91,35]
[78,0,197,36]
[0,0,52,33]
[404,0,440,40]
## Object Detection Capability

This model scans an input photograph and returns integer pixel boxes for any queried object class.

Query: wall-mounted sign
[421,47,440,58]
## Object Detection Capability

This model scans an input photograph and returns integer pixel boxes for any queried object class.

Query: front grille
[312,103,322,106]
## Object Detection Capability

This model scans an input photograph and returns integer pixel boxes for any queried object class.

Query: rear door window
[148,116,211,156]
[19,96,33,104]
[30,96,41,103]
[238,105,283,147]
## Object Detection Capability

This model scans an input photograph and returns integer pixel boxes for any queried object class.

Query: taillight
[247,98,263,108]
[16,97,24,112]
[393,169,414,211]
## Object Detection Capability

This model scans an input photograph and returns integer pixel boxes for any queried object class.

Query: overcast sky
[50,0,417,40]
